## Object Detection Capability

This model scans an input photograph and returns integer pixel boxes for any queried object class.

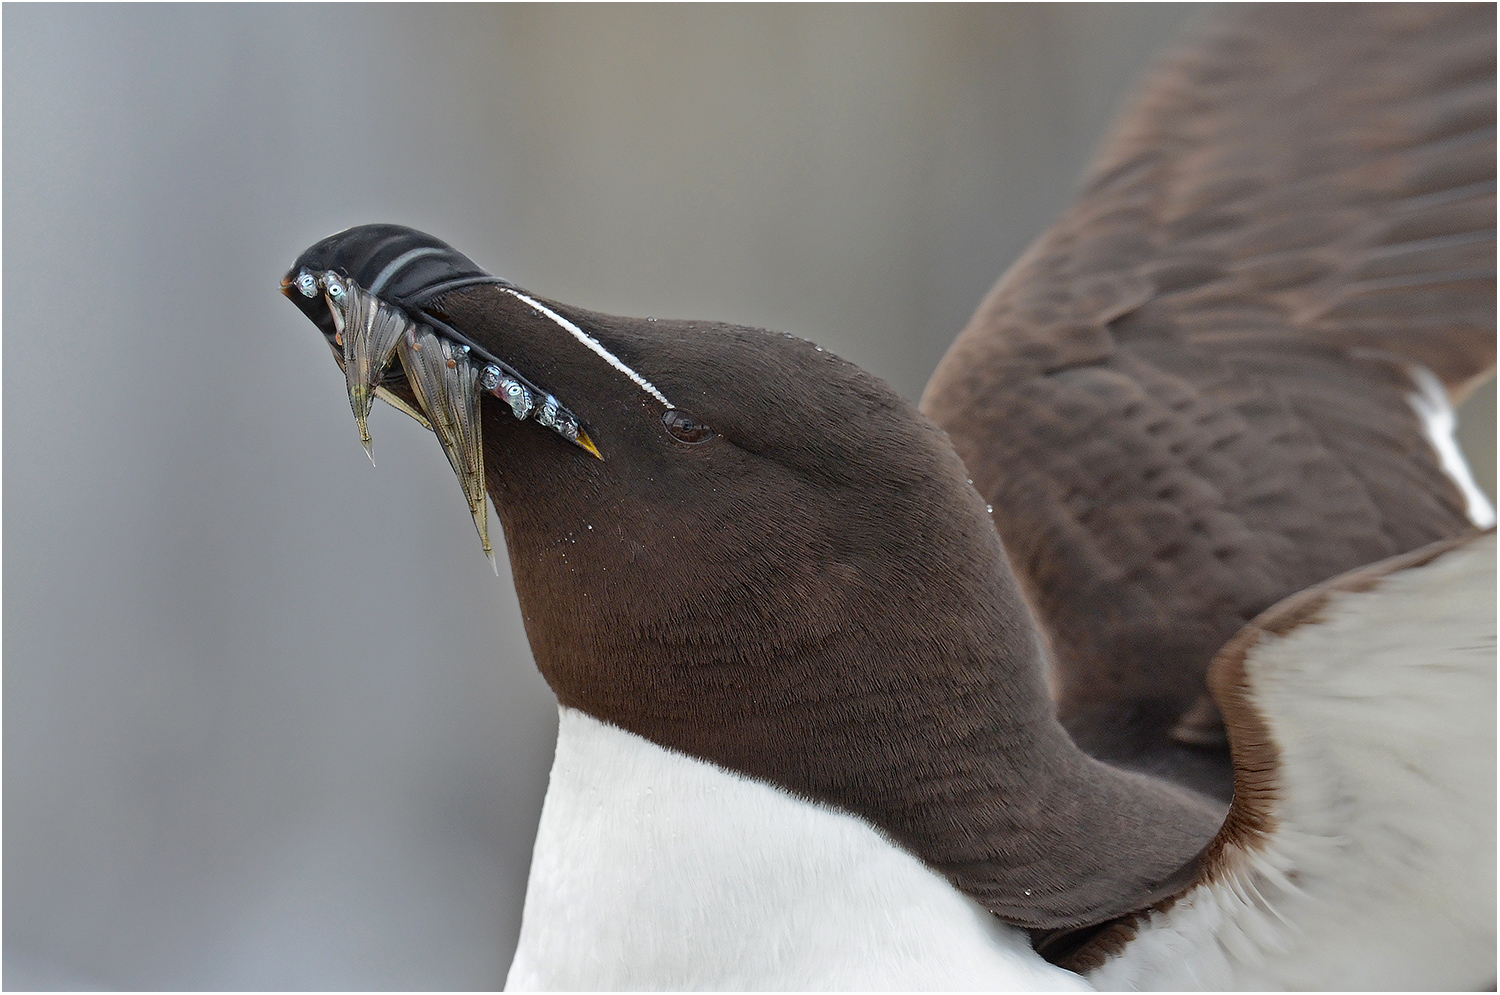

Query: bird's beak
[282,250,601,574]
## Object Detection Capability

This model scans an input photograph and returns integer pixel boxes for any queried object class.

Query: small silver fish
[397,324,495,574]
[285,246,601,570]
[323,269,411,463]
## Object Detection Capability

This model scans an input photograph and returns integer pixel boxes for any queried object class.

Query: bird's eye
[662,408,714,444]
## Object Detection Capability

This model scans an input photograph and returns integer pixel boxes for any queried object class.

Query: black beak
[281,223,603,493]
[282,223,515,345]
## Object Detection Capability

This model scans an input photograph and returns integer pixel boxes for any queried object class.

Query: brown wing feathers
[922,3,1496,800]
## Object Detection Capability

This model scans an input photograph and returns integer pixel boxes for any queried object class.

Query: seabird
[281,3,1496,990]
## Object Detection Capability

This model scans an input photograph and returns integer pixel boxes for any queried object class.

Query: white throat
[505,707,1088,991]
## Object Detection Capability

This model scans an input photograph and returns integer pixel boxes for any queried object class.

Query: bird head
[281,223,1042,765]
[281,223,1219,931]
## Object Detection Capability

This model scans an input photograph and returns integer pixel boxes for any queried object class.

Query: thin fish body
[283,228,603,570]
[397,324,496,573]
[342,289,411,463]
[311,269,418,461]
[438,337,491,569]
[326,342,433,430]
[311,266,596,459]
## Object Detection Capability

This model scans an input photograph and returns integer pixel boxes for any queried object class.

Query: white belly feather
[505,707,1089,991]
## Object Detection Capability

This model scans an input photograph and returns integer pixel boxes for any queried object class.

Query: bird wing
[1071,529,1497,989]
[920,3,1496,798]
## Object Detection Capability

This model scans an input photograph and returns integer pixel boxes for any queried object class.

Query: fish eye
[295,271,319,297]
[662,408,714,444]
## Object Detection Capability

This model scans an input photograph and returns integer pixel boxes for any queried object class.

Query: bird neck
[507,706,1092,990]
[514,510,1224,929]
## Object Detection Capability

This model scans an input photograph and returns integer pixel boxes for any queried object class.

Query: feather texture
[1081,531,1496,989]
[922,2,1496,797]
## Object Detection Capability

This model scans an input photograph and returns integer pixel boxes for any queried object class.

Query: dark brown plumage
[922,2,1496,800]
[282,0,1495,965]
[427,287,1223,930]
[283,232,1223,929]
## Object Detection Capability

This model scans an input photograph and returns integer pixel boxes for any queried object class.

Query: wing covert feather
[1075,531,1497,988]
[922,3,1496,797]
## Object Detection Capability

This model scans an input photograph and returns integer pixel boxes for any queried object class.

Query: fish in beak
[281,225,600,574]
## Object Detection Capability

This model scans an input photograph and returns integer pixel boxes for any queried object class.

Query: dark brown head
[435,265,1061,773]
[283,224,1220,931]
[284,225,1036,741]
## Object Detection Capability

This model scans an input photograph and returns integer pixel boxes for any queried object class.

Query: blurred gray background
[6,5,1494,991]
